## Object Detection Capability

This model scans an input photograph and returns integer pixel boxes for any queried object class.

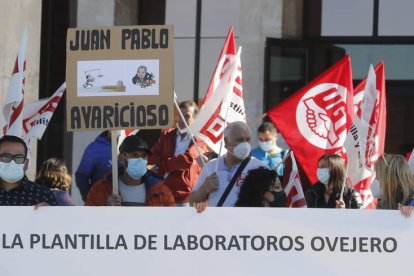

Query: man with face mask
[189,121,267,207]
[0,135,57,206]
[148,100,208,206]
[85,135,175,206]
[251,122,286,176]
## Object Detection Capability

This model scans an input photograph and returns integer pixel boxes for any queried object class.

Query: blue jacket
[251,147,285,176]
[75,133,112,200]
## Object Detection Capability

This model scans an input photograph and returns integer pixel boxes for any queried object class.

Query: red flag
[267,56,353,184]
[201,26,236,106]
[345,62,386,208]
[282,152,307,208]
[2,30,28,137]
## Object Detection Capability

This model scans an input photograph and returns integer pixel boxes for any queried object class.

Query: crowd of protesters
[0,100,413,218]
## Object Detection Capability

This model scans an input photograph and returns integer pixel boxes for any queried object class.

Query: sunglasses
[0,153,26,164]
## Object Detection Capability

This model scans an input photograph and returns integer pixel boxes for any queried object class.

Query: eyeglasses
[0,153,26,164]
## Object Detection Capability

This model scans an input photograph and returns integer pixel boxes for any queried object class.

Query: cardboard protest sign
[66,25,174,131]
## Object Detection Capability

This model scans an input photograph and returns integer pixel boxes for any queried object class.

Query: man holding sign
[85,135,175,206]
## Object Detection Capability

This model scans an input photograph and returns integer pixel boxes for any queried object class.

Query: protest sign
[0,207,412,275]
[66,25,174,131]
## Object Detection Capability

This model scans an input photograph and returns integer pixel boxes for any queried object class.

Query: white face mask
[317,168,330,185]
[176,123,187,134]
[0,161,25,183]
[259,140,274,152]
[370,179,382,199]
[232,142,251,160]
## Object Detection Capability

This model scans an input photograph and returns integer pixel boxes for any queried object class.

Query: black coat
[305,182,363,209]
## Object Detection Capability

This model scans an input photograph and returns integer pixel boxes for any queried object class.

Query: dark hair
[257,122,277,134]
[137,65,147,72]
[0,135,28,157]
[235,167,277,207]
[318,154,347,194]
[35,158,71,192]
[179,100,199,116]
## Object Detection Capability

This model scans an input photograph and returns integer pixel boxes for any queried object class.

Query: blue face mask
[125,158,148,180]
[0,161,25,183]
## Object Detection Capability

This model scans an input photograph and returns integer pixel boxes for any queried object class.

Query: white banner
[0,207,412,276]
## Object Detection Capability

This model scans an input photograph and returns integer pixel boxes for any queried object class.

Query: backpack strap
[217,156,251,207]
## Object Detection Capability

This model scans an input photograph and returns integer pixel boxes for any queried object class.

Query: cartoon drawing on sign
[132,65,156,88]
[77,60,159,97]
[83,69,103,88]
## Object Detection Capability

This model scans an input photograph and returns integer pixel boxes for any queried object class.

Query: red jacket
[148,128,207,203]
[84,171,175,206]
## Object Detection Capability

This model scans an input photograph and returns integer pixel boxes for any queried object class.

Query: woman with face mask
[235,167,286,207]
[305,154,363,209]
[374,154,414,216]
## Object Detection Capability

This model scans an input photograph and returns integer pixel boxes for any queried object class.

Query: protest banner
[0,207,412,275]
[66,25,174,194]
[66,25,174,131]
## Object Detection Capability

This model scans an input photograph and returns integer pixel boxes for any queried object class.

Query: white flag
[344,62,386,209]
[21,83,66,141]
[2,30,28,137]
[190,47,245,153]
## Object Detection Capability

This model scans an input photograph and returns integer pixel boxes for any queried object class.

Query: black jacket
[305,182,363,209]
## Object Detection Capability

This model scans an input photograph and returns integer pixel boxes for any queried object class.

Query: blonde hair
[374,154,414,209]
[35,158,72,192]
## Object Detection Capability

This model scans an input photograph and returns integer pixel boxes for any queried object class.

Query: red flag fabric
[2,30,28,137]
[267,56,353,184]
[201,26,236,106]
[282,151,307,208]
[345,62,386,208]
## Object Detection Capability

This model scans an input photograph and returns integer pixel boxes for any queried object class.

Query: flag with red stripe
[344,62,386,208]
[2,30,28,137]
[201,26,236,106]
[283,151,307,208]
[191,43,245,154]
[21,83,66,140]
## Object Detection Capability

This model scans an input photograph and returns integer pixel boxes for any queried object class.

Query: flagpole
[248,113,267,127]
[173,93,206,168]
[215,47,242,173]
[111,130,119,195]
[215,99,231,172]
[339,165,348,202]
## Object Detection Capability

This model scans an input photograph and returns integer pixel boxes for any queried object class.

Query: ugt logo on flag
[297,83,349,149]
